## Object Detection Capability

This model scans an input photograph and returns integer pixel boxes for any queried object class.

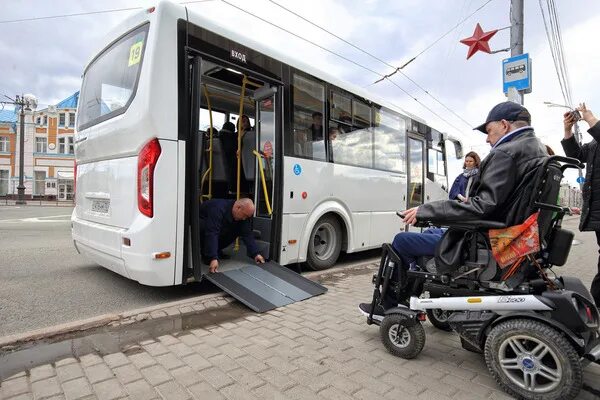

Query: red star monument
[460,23,498,59]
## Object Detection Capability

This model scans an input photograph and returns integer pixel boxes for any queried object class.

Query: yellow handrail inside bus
[235,77,248,201]
[235,75,263,200]
[200,85,215,202]
[253,150,272,216]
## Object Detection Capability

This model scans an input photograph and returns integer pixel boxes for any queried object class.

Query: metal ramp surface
[204,261,327,312]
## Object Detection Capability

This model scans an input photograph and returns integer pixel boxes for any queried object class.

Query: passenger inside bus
[239,114,253,134]
[329,127,340,141]
[310,112,323,141]
[199,198,265,273]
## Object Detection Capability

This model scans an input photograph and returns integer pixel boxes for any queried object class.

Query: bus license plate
[91,199,110,214]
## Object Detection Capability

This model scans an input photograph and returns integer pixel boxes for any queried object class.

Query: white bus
[72,1,462,310]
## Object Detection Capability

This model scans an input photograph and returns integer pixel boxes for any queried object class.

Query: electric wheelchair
[362,156,600,400]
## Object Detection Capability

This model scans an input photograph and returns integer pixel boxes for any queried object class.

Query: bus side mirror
[453,141,463,159]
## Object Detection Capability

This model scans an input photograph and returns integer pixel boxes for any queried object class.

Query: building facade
[0,92,78,201]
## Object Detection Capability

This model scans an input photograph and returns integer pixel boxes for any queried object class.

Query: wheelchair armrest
[422,219,507,230]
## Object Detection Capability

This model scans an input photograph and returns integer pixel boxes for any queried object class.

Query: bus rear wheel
[306,215,342,271]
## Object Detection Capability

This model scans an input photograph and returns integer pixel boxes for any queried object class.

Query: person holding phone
[562,102,600,306]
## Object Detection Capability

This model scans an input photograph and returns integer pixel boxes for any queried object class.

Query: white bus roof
[95,1,437,129]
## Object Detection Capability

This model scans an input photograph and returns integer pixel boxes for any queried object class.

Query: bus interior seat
[202,136,231,182]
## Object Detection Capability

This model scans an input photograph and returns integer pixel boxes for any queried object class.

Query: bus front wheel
[306,215,342,271]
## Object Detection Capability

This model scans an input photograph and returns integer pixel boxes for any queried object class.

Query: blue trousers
[391,228,446,267]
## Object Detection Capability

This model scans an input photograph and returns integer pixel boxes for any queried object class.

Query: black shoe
[359,303,385,321]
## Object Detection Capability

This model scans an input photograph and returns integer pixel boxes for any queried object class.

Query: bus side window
[372,107,406,173]
[292,74,325,161]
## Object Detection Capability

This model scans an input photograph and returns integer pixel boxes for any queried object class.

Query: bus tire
[306,215,342,271]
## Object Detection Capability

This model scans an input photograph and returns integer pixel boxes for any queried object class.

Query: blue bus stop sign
[503,53,532,94]
[577,176,585,184]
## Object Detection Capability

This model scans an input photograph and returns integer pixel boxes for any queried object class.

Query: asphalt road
[0,206,380,337]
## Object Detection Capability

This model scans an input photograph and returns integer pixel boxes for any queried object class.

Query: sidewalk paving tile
[226,367,266,391]
[167,343,195,359]
[140,365,172,387]
[257,369,296,391]
[187,381,225,400]
[319,386,355,400]
[31,377,61,399]
[112,364,143,385]
[155,353,186,371]
[102,353,130,369]
[56,363,85,384]
[219,382,261,400]
[197,367,234,390]
[182,353,212,371]
[29,365,55,383]
[142,341,170,357]
[156,381,192,400]
[251,383,289,400]
[83,363,113,384]
[61,378,93,400]
[78,354,103,368]
[170,366,203,387]
[0,376,29,398]
[128,352,157,370]
[2,393,34,400]
[91,378,126,400]
[208,354,238,373]
[124,379,160,400]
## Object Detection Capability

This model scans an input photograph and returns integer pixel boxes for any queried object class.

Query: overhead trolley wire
[538,0,573,107]
[372,0,496,82]
[0,1,215,25]
[219,0,466,134]
[268,0,474,128]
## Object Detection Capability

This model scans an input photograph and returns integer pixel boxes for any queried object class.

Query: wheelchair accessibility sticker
[293,164,302,176]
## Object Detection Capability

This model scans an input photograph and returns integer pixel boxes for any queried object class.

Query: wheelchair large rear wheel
[484,319,582,400]
[380,314,425,359]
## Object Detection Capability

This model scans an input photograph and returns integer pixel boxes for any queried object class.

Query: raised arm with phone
[561,102,600,306]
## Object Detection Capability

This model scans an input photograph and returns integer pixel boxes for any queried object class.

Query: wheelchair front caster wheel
[380,314,425,359]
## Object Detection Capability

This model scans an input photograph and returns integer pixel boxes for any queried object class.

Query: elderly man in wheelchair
[359,102,600,400]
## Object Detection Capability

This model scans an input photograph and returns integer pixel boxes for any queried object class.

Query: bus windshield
[77,24,149,131]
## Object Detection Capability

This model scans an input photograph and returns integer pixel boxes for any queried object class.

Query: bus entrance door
[202,83,327,313]
[407,137,425,232]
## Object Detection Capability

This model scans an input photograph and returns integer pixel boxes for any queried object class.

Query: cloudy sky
[1,0,599,183]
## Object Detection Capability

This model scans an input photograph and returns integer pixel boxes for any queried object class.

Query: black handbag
[434,228,469,274]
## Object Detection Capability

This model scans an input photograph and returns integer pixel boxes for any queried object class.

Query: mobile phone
[571,110,581,121]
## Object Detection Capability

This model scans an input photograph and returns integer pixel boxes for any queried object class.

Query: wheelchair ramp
[204,261,328,312]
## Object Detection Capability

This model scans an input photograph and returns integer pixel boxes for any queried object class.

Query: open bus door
[190,56,326,312]
[406,136,425,232]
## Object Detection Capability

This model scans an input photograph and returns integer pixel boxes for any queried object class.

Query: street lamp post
[13,94,37,204]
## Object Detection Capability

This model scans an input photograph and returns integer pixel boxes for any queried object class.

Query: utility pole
[509,0,524,105]
[16,97,27,204]
[1,94,38,204]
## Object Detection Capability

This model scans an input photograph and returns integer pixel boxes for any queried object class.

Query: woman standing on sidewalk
[562,103,600,306]
[448,151,480,202]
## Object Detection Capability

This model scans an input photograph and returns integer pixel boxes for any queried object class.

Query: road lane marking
[0,215,72,223]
